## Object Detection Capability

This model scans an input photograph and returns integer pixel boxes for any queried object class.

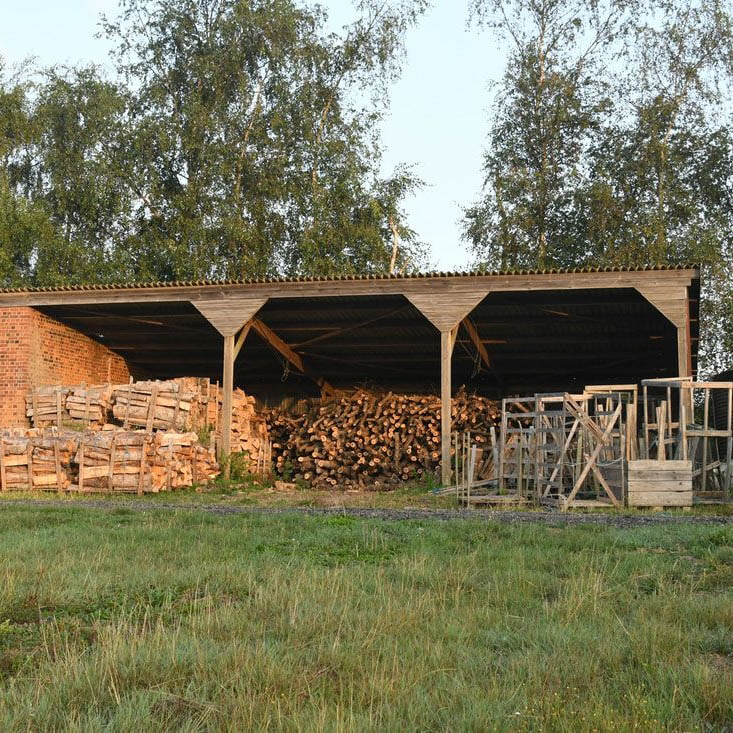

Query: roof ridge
[0,264,700,294]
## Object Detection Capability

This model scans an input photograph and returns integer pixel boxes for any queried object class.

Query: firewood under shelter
[0,266,700,485]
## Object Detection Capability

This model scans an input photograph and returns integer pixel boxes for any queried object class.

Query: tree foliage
[465,0,733,370]
[0,0,428,286]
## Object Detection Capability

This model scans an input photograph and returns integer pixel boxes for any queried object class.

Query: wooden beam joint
[250,318,335,397]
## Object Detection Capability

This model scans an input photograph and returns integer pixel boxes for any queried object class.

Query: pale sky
[0,0,506,269]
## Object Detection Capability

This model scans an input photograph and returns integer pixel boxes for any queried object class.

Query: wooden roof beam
[250,318,335,397]
[461,317,491,368]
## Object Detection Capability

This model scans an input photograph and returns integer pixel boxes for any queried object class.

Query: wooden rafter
[293,306,410,348]
[460,317,491,368]
[233,323,252,361]
[250,318,335,396]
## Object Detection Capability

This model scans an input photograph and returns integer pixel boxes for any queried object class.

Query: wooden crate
[627,460,692,507]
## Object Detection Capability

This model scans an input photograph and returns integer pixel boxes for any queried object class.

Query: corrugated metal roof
[0,264,699,293]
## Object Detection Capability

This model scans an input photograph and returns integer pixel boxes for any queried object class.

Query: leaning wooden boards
[627,460,693,507]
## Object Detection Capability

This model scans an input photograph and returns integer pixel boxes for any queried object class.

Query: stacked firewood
[26,384,117,428]
[0,430,76,491]
[111,379,209,432]
[208,386,271,472]
[267,388,501,489]
[152,432,220,489]
[25,387,72,427]
[72,428,220,493]
[65,385,114,426]
[74,430,155,492]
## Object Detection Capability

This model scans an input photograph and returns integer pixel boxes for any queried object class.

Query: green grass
[0,505,730,730]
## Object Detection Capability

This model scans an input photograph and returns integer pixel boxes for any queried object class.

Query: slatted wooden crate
[627,460,693,507]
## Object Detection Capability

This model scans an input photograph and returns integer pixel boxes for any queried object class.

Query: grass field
[0,504,730,730]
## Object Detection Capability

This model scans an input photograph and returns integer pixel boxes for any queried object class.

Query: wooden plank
[54,441,62,493]
[0,439,6,492]
[460,317,491,368]
[629,460,692,470]
[232,323,252,361]
[629,491,692,507]
[629,481,691,492]
[629,472,691,484]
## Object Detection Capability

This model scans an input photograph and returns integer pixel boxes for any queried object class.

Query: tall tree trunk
[536,15,548,269]
[388,215,399,274]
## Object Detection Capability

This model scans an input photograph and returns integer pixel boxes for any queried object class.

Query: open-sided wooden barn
[0,265,699,485]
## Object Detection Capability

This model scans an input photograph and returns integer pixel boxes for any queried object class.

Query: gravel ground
[1,498,732,527]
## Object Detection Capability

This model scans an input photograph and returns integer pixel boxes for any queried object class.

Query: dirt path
[1,498,732,527]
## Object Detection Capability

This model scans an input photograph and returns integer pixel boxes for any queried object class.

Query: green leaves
[0,0,428,286]
[464,0,733,371]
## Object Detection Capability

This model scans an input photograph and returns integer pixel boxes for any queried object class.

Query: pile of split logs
[0,429,76,491]
[112,379,209,432]
[25,379,270,476]
[25,387,72,427]
[13,376,277,492]
[74,429,220,493]
[0,427,220,493]
[229,389,269,458]
[267,388,500,489]
[207,387,271,469]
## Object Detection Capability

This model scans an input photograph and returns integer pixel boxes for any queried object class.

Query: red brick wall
[0,307,132,427]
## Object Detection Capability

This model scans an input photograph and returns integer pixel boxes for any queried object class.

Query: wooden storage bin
[627,460,692,507]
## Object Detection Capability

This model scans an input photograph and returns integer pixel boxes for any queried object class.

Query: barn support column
[404,290,490,487]
[191,297,268,475]
[440,326,458,486]
[221,333,235,472]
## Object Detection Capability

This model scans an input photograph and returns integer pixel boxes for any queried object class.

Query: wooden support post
[677,325,692,380]
[222,333,235,477]
[440,328,456,486]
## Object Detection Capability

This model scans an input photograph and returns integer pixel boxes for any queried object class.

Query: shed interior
[36,284,697,402]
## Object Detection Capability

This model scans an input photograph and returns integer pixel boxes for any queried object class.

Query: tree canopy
[0,0,428,286]
[464,0,733,370]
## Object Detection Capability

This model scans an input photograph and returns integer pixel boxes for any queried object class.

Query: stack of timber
[72,428,220,493]
[0,429,76,491]
[65,385,114,427]
[267,388,500,489]
[208,385,271,472]
[152,431,220,489]
[73,430,155,492]
[25,386,72,427]
[111,379,209,432]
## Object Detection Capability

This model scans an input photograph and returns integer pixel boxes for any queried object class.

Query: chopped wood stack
[25,386,72,427]
[65,385,114,426]
[0,430,76,491]
[111,379,208,432]
[152,432,220,490]
[267,388,500,489]
[27,384,115,428]
[74,430,155,493]
[72,428,220,493]
[209,386,271,472]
